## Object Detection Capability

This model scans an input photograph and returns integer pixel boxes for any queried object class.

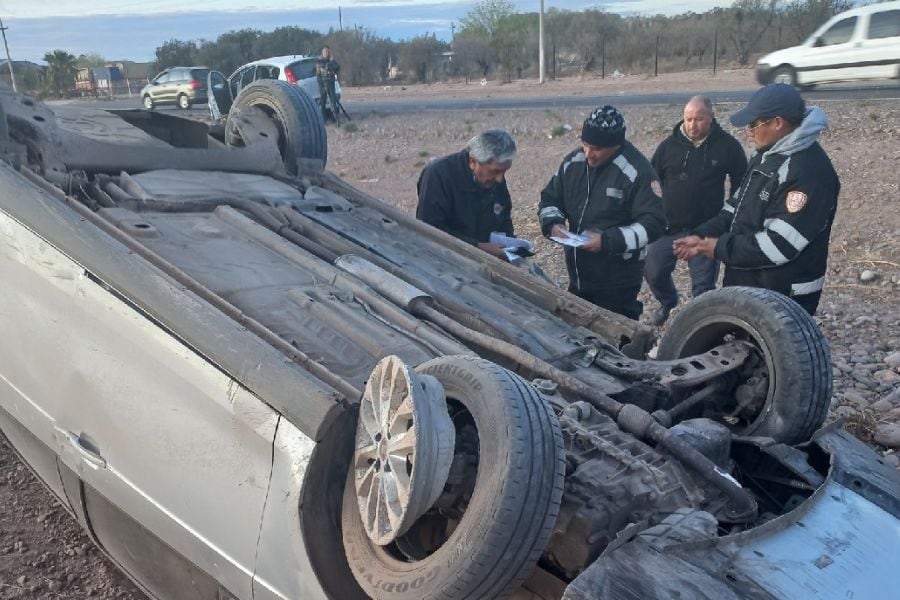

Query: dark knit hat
[581,105,626,148]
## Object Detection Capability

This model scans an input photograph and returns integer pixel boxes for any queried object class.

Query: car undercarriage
[0,81,897,600]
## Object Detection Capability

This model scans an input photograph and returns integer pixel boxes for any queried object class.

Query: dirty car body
[0,81,897,600]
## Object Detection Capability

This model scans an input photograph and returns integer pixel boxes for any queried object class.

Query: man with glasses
[643,96,747,326]
[673,84,840,315]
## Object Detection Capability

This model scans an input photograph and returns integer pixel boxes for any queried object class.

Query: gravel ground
[1,70,899,598]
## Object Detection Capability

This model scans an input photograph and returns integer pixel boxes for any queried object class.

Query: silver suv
[141,66,210,110]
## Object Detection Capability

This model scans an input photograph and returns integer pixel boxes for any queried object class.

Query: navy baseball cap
[730,83,805,127]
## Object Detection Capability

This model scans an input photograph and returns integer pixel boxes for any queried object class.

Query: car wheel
[342,355,565,600]
[656,287,831,444]
[772,66,797,87]
[177,93,190,110]
[142,95,154,110]
[226,79,327,173]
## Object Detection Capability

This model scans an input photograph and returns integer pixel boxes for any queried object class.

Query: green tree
[327,28,395,86]
[196,29,262,73]
[42,49,78,97]
[398,34,448,83]
[75,53,106,68]
[153,39,198,73]
[493,13,537,81]
[459,0,516,38]
[252,26,324,58]
[718,0,781,65]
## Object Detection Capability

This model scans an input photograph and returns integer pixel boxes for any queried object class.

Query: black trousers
[570,284,643,321]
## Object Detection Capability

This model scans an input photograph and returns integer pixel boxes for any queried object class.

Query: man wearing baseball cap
[673,84,840,315]
[538,105,666,320]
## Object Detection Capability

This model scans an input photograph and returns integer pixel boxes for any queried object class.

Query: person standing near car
[416,129,517,261]
[673,84,840,315]
[538,105,666,320]
[315,45,340,121]
[644,96,747,326]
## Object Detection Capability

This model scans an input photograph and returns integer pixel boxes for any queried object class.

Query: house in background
[0,60,45,92]
[75,61,154,97]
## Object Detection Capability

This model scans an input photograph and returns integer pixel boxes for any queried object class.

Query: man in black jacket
[416,129,517,260]
[538,105,666,320]
[674,84,840,315]
[315,45,340,122]
[645,96,747,325]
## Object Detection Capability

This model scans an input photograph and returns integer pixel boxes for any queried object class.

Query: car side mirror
[812,37,824,48]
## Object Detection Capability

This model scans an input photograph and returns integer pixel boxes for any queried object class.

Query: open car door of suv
[207,71,233,121]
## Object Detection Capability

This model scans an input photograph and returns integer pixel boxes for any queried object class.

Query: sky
[0,0,731,65]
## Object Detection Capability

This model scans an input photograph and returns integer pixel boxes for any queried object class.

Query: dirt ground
[2,69,899,599]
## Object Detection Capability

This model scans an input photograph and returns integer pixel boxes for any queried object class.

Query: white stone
[859,269,878,283]
[874,424,900,449]
[884,351,900,370]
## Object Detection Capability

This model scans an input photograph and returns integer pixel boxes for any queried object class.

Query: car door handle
[54,427,107,470]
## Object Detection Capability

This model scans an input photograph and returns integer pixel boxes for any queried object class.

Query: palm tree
[43,49,78,97]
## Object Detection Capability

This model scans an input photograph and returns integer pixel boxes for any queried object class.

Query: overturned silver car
[0,81,897,600]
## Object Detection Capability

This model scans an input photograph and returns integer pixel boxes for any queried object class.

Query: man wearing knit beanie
[538,105,666,320]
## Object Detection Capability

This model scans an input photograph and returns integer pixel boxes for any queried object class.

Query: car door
[0,198,278,599]
[207,70,233,120]
[799,15,860,84]
[148,70,170,103]
[857,9,900,79]
[0,209,76,504]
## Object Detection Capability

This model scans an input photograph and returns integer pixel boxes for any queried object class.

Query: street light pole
[0,18,16,92]
[538,0,545,83]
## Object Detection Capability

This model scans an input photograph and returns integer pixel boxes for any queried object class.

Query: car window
[239,66,257,88]
[868,10,900,40]
[171,69,188,82]
[190,68,210,83]
[288,59,317,79]
[153,71,170,84]
[255,65,279,80]
[818,16,857,46]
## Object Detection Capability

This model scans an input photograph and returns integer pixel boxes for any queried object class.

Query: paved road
[59,82,900,117]
[343,82,900,115]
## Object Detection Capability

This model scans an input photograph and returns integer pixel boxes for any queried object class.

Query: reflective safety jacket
[693,107,840,313]
[538,142,666,292]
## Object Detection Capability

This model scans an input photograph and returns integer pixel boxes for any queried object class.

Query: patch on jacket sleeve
[785,190,808,213]
[494,202,504,215]
[651,180,663,198]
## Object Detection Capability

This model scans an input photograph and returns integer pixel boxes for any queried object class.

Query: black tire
[772,65,797,87]
[177,93,190,110]
[142,95,154,110]
[342,356,565,600]
[657,287,831,444]
[227,79,327,173]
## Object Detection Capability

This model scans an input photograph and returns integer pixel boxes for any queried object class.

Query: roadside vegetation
[23,0,850,96]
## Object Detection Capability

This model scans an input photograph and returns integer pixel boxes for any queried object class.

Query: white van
[756,1,900,87]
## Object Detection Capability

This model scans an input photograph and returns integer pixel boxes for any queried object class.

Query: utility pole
[0,18,16,92]
[339,6,343,32]
[538,0,545,84]
[451,23,455,40]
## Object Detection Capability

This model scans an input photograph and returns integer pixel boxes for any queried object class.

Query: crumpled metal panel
[564,428,900,600]
[729,479,899,599]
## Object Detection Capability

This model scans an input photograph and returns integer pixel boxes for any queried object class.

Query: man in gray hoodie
[673,84,840,315]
